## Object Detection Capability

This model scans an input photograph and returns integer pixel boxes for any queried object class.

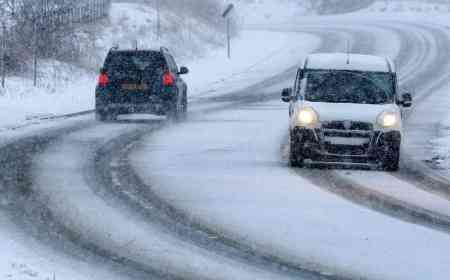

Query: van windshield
[304,70,395,104]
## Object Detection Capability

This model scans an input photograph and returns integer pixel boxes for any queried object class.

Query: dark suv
[95,47,189,121]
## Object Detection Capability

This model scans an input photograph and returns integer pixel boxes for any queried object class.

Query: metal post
[1,24,6,89]
[33,22,38,87]
[222,4,234,59]
[156,0,161,40]
[227,18,231,59]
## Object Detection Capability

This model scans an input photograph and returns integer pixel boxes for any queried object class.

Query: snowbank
[0,61,95,131]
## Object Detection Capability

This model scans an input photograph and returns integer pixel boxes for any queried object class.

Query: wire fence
[0,0,112,88]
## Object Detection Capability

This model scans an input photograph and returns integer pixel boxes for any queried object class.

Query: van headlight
[296,107,319,126]
[377,112,399,128]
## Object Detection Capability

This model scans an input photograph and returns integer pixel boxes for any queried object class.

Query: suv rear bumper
[291,127,401,164]
[97,103,171,115]
[96,91,177,116]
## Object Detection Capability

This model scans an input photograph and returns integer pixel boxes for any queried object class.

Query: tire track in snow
[0,121,164,280]
[90,128,349,280]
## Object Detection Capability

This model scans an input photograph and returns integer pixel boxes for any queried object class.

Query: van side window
[294,69,301,95]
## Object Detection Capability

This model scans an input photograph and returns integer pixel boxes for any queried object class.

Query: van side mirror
[401,92,412,108]
[178,66,189,75]
[281,88,293,103]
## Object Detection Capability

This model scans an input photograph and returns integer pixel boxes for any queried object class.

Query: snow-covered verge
[424,113,450,170]
[0,61,95,131]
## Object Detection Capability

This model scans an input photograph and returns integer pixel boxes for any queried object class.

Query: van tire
[290,133,304,168]
[382,145,400,172]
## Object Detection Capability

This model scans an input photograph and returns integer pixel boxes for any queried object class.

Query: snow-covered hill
[363,0,450,13]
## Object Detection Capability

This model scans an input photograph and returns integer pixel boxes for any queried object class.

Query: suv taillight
[163,72,174,87]
[98,73,109,87]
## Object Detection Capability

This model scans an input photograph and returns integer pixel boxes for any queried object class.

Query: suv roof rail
[385,57,394,73]
[303,56,310,70]
[109,45,119,52]
[160,47,169,53]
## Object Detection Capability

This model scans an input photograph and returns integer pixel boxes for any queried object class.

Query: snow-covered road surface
[130,100,450,280]
[3,15,450,280]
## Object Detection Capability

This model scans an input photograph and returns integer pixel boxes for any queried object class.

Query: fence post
[1,24,6,89]
[156,0,161,40]
[33,22,38,87]
[227,18,231,59]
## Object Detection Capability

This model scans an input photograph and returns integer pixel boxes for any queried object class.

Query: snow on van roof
[305,53,393,73]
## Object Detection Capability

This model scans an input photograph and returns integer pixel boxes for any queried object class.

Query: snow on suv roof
[305,53,393,73]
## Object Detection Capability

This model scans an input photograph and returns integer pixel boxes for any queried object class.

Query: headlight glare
[297,107,318,126]
[378,112,398,128]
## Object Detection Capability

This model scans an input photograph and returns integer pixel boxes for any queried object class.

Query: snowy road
[2,18,450,280]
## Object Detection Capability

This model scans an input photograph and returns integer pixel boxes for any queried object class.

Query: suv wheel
[382,144,400,172]
[96,110,108,122]
[289,132,304,168]
[167,102,180,122]
[180,93,188,120]
[96,110,117,122]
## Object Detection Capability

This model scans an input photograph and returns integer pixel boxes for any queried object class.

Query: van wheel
[290,133,304,168]
[382,145,400,172]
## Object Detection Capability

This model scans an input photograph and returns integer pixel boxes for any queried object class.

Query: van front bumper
[291,127,401,164]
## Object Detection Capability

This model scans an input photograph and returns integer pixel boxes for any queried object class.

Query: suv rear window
[104,51,166,79]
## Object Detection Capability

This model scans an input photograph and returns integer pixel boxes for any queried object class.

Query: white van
[281,53,412,171]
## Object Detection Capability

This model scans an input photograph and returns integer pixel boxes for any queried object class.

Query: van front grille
[322,121,373,131]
